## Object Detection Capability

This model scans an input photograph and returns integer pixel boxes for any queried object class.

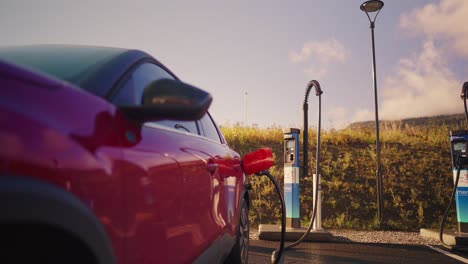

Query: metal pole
[244,92,248,124]
[313,93,322,231]
[370,21,383,223]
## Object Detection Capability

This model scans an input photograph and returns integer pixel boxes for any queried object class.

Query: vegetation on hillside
[221,115,467,231]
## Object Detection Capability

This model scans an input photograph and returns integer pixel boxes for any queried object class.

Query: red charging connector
[242,147,274,175]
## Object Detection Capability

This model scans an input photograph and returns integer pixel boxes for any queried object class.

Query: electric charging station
[258,80,331,244]
[450,130,468,235]
[284,128,301,228]
[421,82,468,249]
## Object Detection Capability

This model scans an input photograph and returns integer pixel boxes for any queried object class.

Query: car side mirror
[242,147,274,175]
[120,79,212,122]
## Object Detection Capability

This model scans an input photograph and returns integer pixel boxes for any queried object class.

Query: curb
[258,224,332,242]
[420,228,455,245]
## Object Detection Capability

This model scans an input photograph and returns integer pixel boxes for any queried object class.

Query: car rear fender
[0,175,115,264]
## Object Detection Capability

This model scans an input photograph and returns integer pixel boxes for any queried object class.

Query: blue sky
[2,0,467,129]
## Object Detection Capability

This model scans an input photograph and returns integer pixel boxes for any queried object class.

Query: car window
[113,63,174,105]
[200,113,222,143]
[156,120,199,134]
[113,63,199,135]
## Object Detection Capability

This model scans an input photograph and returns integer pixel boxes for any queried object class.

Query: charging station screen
[455,142,466,151]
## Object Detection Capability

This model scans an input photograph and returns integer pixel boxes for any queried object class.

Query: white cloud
[289,38,348,64]
[329,107,347,119]
[400,0,468,58]
[348,0,467,122]
[352,108,374,123]
[304,66,328,80]
[326,106,374,129]
[379,40,461,120]
[326,107,349,129]
[289,38,348,78]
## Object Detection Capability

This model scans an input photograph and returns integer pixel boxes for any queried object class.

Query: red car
[0,45,250,264]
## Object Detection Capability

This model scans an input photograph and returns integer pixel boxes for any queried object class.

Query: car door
[111,62,230,263]
[164,113,244,262]
[197,113,244,235]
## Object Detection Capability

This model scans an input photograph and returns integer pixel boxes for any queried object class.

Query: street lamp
[360,0,384,225]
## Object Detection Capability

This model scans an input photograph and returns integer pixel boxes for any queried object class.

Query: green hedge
[221,122,461,230]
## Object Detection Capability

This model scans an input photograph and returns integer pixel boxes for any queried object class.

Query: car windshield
[0,45,124,91]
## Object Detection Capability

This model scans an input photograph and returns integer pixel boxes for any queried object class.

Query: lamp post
[360,0,384,225]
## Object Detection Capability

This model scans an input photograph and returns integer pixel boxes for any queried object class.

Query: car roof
[0,44,172,97]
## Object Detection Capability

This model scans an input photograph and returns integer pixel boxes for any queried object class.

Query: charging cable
[254,170,286,264]
[242,148,286,264]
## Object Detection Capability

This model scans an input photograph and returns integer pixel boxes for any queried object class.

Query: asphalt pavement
[248,239,468,264]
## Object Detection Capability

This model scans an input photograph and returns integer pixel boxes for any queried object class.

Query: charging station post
[284,128,301,228]
[312,173,323,230]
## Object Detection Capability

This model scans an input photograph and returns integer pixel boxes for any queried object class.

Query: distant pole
[244,92,248,124]
[360,0,384,225]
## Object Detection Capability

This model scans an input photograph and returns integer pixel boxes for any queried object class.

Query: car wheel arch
[0,175,115,264]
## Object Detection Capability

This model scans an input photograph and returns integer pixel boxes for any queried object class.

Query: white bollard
[312,174,323,231]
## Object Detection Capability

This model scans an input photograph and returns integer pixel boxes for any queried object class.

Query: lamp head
[360,0,384,13]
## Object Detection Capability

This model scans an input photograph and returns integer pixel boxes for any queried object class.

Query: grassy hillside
[347,114,466,130]
[221,115,467,231]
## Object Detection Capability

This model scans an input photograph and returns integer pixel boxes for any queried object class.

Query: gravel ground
[250,229,440,245]
[329,230,440,245]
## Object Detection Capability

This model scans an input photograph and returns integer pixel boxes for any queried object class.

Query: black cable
[257,170,286,264]
[302,80,322,184]
[439,164,461,249]
[303,88,311,176]
[464,99,468,127]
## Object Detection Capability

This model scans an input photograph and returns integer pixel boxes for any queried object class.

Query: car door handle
[207,163,218,173]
